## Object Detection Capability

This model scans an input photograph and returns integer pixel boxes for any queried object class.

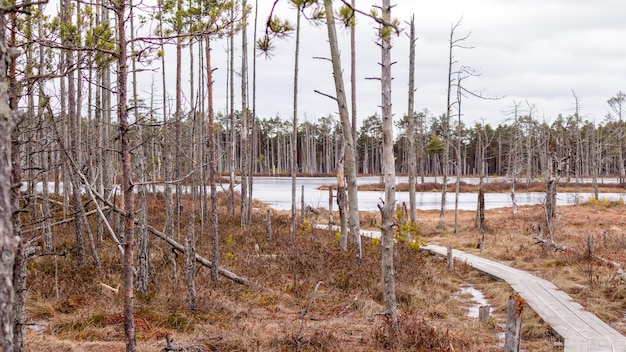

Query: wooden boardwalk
[316,225,626,350]
[425,244,626,352]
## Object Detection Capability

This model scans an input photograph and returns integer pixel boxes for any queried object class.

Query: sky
[160,0,626,129]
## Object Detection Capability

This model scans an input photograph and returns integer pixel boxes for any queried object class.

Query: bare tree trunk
[350,0,357,159]
[206,36,220,286]
[406,16,417,227]
[439,23,457,230]
[0,26,18,343]
[40,141,53,252]
[379,0,398,342]
[114,1,136,348]
[290,7,302,241]
[248,0,259,221]
[101,0,114,245]
[592,124,599,200]
[3,8,26,349]
[185,211,197,311]
[478,187,485,252]
[240,0,250,228]
[158,2,176,284]
[67,20,101,269]
[37,4,53,253]
[323,0,361,260]
[227,8,235,216]
[130,4,150,293]
[337,159,348,251]
[453,76,462,234]
[174,0,184,249]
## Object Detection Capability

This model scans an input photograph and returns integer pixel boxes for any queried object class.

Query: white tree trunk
[323,0,361,260]
[380,0,399,342]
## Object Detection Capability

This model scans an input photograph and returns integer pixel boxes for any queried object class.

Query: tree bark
[206,36,220,286]
[114,1,136,349]
[379,0,399,342]
[130,4,150,294]
[406,16,417,227]
[8,9,25,349]
[290,6,302,241]
[227,7,235,216]
[185,212,196,311]
[0,67,17,348]
[158,0,176,284]
[323,0,361,260]
[337,160,348,251]
[240,0,250,228]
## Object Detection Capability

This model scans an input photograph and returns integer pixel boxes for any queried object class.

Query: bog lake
[30,176,626,212]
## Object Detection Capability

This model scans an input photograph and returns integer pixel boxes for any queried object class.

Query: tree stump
[504,292,525,352]
[478,305,491,322]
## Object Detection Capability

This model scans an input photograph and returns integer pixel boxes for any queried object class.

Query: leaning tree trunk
[323,0,361,260]
[337,157,348,252]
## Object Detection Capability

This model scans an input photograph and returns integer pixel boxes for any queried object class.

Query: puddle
[459,285,489,318]
[458,284,505,345]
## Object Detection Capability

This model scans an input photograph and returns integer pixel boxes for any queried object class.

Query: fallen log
[532,236,568,252]
[145,224,270,291]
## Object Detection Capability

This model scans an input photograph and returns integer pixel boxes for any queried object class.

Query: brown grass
[419,200,626,339]
[21,190,598,351]
[352,180,626,193]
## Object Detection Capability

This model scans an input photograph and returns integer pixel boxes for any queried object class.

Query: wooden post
[266,209,272,242]
[447,247,454,271]
[479,305,491,322]
[328,186,333,225]
[504,292,525,352]
[300,184,305,225]
[587,233,594,260]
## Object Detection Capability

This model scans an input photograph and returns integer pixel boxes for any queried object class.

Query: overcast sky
[165,0,626,128]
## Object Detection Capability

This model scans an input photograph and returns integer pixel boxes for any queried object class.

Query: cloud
[155,0,626,130]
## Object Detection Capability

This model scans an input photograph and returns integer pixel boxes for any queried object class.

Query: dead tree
[0,5,22,348]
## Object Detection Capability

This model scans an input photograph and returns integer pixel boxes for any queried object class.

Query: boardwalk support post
[447,247,454,271]
[505,292,525,352]
[266,210,272,242]
[479,305,491,322]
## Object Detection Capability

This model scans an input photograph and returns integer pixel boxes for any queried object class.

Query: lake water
[28,176,625,212]
[251,176,626,211]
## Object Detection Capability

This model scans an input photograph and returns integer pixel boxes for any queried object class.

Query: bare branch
[314,89,337,101]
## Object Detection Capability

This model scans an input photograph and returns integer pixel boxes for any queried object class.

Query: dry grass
[20,190,581,351]
[358,180,626,193]
[418,200,626,339]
